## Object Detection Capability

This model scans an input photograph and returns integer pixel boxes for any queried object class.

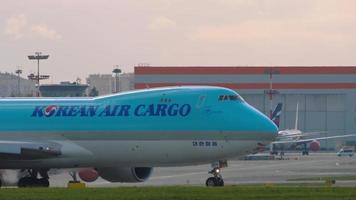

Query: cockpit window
[218,95,244,102]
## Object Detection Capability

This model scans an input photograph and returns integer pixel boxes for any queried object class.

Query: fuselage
[277,129,303,141]
[0,86,277,169]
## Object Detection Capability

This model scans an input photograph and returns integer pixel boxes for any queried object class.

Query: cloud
[184,0,356,44]
[187,15,356,44]
[4,14,27,39]
[31,24,62,40]
[4,14,62,40]
[148,16,177,30]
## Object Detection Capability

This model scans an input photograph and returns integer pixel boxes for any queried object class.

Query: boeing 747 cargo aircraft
[0,86,277,187]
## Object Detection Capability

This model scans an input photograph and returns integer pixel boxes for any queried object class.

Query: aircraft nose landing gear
[206,167,224,187]
[206,160,227,187]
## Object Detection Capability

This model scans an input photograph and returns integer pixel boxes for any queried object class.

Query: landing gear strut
[69,171,80,183]
[205,160,226,187]
[302,143,309,155]
[18,169,49,188]
[270,144,278,155]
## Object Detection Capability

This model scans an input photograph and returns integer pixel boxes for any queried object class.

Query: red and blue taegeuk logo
[44,105,58,117]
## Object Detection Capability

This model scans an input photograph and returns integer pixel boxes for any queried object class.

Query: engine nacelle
[78,168,99,182]
[97,167,153,183]
[309,140,320,152]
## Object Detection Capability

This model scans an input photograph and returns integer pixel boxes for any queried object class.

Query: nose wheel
[206,167,224,187]
[206,160,227,187]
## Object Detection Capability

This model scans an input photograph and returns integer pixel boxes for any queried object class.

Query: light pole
[28,52,50,96]
[264,68,279,118]
[112,67,122,93]
[15,68,22,96]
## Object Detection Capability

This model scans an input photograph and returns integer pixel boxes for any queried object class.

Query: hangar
[134,66,356,150]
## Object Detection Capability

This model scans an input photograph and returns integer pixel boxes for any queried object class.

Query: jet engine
[78,168,99,182]
[309,140,320,152]
[97,167,153,183]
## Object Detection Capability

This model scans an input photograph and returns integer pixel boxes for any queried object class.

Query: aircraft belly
[0,131,272,169]
[65,139,265,167]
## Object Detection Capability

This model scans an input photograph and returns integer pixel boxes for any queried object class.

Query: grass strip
[0,185,356,200]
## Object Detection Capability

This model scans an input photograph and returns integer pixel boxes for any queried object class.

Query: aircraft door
[196,94,206,110]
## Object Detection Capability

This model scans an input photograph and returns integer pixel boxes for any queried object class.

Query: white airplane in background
[270,103,356,156]
[276,103,326,141]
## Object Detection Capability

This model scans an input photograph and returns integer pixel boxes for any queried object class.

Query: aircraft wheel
[206,177,224,187]
[18,177,32,187]
[206,177,216,187]
[216,177,224,186]
[38,178,50,187]
[18,177,49,187]
[32,178,49,187]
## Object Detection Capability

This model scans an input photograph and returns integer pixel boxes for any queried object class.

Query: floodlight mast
[28,52,50,97]
[15,68,22,96]
[264,68,279,118]
[112,66,122,93]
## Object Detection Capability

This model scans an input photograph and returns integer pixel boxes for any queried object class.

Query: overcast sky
[1,0,356,83]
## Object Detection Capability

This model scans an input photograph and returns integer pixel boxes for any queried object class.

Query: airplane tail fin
[294,103,299,130]
[271,103,283,127]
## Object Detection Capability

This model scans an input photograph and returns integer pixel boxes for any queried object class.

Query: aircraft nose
[247,105,279,137]
[261,114,279,136]
[260,118,278,143]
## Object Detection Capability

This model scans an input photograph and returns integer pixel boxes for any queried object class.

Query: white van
[337,148,354,157]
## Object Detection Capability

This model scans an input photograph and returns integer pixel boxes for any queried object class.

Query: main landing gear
[302,143,309,156]
[205,160,227,187]
[18,169,49,187]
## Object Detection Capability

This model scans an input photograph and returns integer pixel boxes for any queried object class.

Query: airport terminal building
[135,66,356,150]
